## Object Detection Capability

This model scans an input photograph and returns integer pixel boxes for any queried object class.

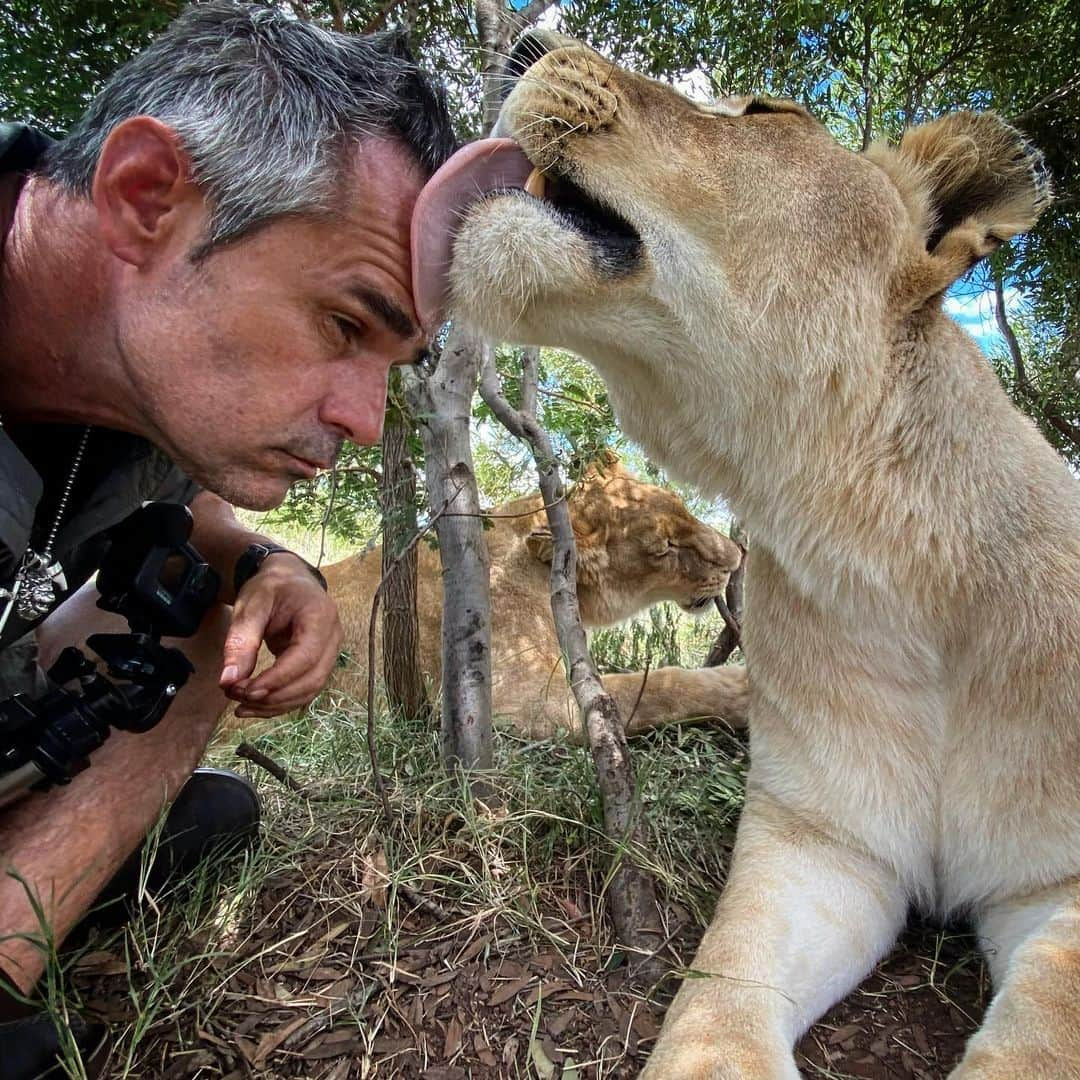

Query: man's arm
[188,491,342,717]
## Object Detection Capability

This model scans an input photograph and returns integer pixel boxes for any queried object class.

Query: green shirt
[0,122,198,651]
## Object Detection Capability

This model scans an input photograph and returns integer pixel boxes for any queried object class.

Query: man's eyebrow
[347,284,418,340]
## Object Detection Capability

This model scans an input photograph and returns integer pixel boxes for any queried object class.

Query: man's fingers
[220,592,273,686]
[242,637,325,700]
[246,613,341,698]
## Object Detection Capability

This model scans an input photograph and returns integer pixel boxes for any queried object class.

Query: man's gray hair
[42,1,457,251]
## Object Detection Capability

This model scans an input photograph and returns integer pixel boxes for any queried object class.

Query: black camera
[0,503,220,808]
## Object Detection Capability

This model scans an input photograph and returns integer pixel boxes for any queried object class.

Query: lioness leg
[950,882,1080,1078]
[643,792,906,1079]
[605,664,749,735]
[514,664,750,741]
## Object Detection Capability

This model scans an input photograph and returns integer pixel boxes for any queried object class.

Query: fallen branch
[235,741,329,802]
[625,656,652,730]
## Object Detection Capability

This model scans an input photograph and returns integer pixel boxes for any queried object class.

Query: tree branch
[705,521,746,668]
[478,346,664,979]
[994,267,1080,450]
[994,266,1028,390]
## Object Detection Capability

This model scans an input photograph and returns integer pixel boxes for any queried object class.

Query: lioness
[305,457,746,741]
[413,33,1076,1079]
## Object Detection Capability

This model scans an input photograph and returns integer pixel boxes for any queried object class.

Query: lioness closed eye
[412,31,1075,1080]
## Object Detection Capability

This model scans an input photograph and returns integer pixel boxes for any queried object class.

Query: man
[0,3,455,1073]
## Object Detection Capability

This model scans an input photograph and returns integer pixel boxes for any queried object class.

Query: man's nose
[318,363,390,446]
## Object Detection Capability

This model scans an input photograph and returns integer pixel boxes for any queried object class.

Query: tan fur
[449,39,1075,1078]
[226,458,747,741]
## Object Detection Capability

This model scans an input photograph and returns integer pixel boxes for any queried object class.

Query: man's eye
[333,315,366,344]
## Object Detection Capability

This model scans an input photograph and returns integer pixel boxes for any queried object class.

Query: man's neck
[0,176,137,431]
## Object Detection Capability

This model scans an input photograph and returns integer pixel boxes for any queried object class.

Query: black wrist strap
[233,543,328,596]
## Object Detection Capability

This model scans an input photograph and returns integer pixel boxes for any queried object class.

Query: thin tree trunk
[479,346,664,980]
[404,338,493,782]
[704,520,746,668]
[399,0,560,788]
[379,375,429,720]
[994,265,1080,452]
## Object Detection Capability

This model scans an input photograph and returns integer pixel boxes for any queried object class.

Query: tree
[378,372,430,720]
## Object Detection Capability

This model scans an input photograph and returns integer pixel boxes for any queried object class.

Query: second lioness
[325,457,747,740]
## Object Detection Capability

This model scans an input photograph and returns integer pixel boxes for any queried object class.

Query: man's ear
[91,116,198,267]
[869,112,1051,307]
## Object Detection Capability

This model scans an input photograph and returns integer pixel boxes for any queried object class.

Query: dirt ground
[75,895,987,1079]
[66,720,988,1078]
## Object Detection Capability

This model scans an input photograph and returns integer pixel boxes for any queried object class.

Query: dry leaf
[529,1036,556,1078]
[362,848,389,909]
[252,1014,311,1067]
[73,951,128,976]
[443,1014,463,1059]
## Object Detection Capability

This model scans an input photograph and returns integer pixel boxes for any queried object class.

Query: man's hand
[219,553,343,718]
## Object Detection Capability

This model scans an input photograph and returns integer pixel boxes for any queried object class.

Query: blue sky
[943,281,1018,359]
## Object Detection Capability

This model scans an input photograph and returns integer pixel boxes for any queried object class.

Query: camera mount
[0,503,220,809]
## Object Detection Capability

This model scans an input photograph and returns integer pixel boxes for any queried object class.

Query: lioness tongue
[411,137,537,333]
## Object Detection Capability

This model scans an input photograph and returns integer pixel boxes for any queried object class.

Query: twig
[235,741,329,802]
[316,462,340,571]
[283,983,380,1049]
[625,656,652,729]
[714,594,741,641]
[395,881,452,921]
[705,525,746,667]
[438,492,567,520]
[477,343,665,983]
[320,464,383,483]
[362,0,404,33]
[366,488,465,827]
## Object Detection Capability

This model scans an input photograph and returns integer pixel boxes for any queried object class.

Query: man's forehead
[344,135,426,196]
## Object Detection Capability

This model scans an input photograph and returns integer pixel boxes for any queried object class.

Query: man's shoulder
[0,123,53,173]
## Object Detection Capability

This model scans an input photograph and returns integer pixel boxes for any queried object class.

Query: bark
[479,346,665,979]
[705,520,747,668]
[403,338,493,782]
[476,0,560,129]
[379,378,430,721]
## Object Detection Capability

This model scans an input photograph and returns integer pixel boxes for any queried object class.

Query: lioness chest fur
[435,32,1078,1079]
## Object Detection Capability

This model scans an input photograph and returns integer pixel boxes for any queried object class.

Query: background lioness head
[520,453,742,627]
[439,35,1049,497]
[218,454,741,739]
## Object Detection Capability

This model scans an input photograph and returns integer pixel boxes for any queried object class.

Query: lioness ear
[526,528,554,564]
[870,112,1051,304]
[526,524,610,580]
[576,448,623,484]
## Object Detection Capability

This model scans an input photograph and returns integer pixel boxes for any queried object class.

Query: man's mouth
[279,450,332,479]
[411,136,641,331]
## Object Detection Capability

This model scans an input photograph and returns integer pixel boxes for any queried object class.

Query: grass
[33,687,748,1078]
[17,591,985,1077]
